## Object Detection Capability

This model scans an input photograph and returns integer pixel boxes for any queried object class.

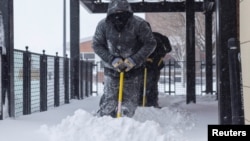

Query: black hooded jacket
[146,32,172,70]
[92,0,156,77]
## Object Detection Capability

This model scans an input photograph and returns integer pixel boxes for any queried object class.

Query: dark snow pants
[98,74,140,118]
[139,68,160,107]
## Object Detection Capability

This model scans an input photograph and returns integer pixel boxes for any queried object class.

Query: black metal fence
[0,46,5,119]
[0,47,94,118]
[158,61,217,95]
[92,61,217,96]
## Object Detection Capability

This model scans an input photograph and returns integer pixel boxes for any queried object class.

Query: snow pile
[40,109,167,141]
[134,106,195,141]
[40,104,195,141]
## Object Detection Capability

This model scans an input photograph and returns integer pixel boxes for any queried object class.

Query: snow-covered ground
[0,94,218,141]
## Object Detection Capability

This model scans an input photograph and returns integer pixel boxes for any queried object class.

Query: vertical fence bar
[228,38,244,125]
[86,61,89,97]
[40,50,47,111]
[201,62,205,95]
[79,60,82,99]
[0,12,7,120]
[171,61,175,95]
[168,61,171,95]
[174,61,176,95]
[84,61,88,98]
[0,11,3,119]
[96,63,99,95]
[163,63,166,93]
[80,60,84,99]
[85,61,89,97]
[0,46,6,119]
[89,62,93,96]
[64,55,69,103]
[0,47,2,119]
[58,58,65,105]
[84,61,89,97]
[92,63,98,95]
[54,52,59,107]
[23,46,31,115]
[84,61,87,98]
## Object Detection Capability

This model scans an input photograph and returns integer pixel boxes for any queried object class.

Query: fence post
[228,38,244,124]
[40,50,47,111]
[92,63,98,95]
[84,61,87,98]
[80,60,84,99]
[23,46,31,115]
[0,11,3,119]
[88,61,93,97]
[0,47,2,119]
[85,61,89,97]
[54,52,59,107]
[174,61,176,95]
[0,46,6,119]
[64,54,69,103]
[168,61,171,95]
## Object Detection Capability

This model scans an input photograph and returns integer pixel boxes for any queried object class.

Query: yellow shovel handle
[142,68,147,107]
[117,72,124,118]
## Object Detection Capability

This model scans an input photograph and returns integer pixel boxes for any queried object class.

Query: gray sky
[14,0,144,56]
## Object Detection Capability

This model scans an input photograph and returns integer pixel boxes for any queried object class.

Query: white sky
[13,0,144,56]
[0,94,218,141]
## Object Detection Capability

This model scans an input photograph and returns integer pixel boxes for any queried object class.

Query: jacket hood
[107,0,133,17]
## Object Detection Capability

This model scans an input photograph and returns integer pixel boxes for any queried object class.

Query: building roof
[80,0,205,13]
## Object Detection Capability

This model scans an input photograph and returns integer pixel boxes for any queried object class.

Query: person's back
[92,0,156,117]
[146,32,172,70]
[139,32,172,107]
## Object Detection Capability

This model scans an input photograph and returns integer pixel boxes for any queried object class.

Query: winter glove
[146,58,153,63]
[112,57,125,72]
[124,57,136,72]
[145,58,153,69]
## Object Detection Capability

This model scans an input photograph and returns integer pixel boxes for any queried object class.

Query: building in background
[79,36,99,63]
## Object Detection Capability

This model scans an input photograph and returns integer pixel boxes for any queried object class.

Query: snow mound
[133,106,195,140]
[40,109,168,141]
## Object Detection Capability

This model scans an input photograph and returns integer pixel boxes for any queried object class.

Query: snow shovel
[117,71,124,118]
[142,67,147,107]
